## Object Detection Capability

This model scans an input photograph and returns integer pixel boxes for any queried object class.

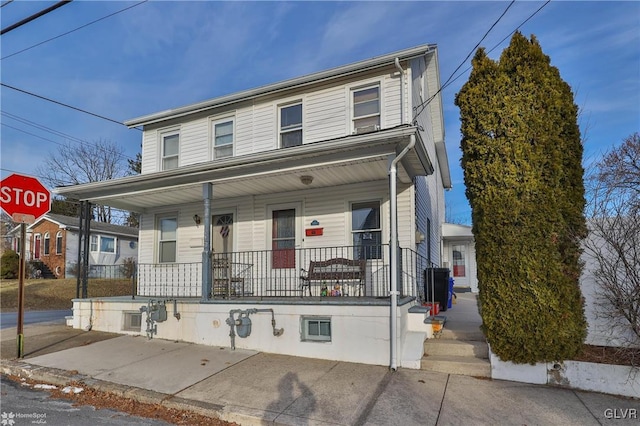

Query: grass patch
[0,278,134,312]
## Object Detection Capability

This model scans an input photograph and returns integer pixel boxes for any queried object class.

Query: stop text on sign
[0,187,49,208]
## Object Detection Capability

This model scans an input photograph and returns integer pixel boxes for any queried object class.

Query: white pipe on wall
[389,134,416,371]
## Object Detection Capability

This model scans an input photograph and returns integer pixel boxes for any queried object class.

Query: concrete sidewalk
[1,322,639,425]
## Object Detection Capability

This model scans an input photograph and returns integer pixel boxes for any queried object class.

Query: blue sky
[1,1,638,225]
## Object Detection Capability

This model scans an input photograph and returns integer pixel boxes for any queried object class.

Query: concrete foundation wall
[71,298,427,368]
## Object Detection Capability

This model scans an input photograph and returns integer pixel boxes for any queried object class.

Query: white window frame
[100,236,116,254]
[351,83,381,133]
[56,231,63,255]
[301,316,331,342]
[211,116,235,160]
[157,214,178,263]
[159,129,180,170]
[90,235,98,252]
[43,232,50,256]
[350,200,383,260]
[279,101,303,148]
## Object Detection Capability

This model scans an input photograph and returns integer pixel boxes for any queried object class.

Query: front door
[212,213,234,255]
[451,243,469,288]
[272,209,296,268]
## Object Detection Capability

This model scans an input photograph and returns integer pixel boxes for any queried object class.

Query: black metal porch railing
[136,245,432,300]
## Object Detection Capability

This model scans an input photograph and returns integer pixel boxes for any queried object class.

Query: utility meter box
[150,304,168,322]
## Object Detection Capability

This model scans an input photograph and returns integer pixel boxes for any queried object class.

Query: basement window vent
[301,316,331,342]
[123,311,142,331]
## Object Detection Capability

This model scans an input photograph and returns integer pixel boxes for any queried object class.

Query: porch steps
[421,325,491,378]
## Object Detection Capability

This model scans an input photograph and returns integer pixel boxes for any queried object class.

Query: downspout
[201,183,213,301]
[394,58,405,124]
[389,134,416,371]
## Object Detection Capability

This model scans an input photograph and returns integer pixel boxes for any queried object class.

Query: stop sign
[0,173,51,223]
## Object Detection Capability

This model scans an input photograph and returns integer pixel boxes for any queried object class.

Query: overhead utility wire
[1,122,136,164]
[412,0,516,123]
[0,83,141,131]
[1,1,15,9]
[427,0,553,99]
[0,1,72,36]
[1,0,148,60]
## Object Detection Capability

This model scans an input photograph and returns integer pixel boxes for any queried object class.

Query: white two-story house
[56,43,451,369]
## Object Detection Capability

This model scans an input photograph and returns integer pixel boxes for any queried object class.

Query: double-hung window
[158,215,177,263]
[56,231,63,254]
[280,103,302,148]
[352,85,380,132]
[351,201,382,259]
[90,235,98,252]
[213,118,234,159]
[43,232,50,256]
[161,131,179,170]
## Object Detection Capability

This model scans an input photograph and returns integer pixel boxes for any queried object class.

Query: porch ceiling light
[300,175,314,185]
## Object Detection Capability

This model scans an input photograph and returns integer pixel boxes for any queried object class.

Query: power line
[413,0,516,123]
[412,0,551,124]
[1,82,141,130]
[1,1,72,36]
[1,122,136,164]
[1,0,148,60]
[1,1,15,9]
[2,110,138,159]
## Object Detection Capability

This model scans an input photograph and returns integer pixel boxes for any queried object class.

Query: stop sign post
[0,173,51,358]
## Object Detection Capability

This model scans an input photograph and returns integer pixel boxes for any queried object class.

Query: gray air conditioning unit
[354,124,380,135]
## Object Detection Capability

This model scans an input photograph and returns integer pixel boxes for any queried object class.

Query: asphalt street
[0,310,71,329]
[0,376,171,425]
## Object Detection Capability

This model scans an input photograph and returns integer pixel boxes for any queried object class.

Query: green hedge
[456,32,587,363]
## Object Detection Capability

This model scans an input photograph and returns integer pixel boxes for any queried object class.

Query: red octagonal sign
[0,173,51,223]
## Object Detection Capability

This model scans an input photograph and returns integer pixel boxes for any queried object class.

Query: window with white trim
[301,316,331,342]
[56,231,63,254]
[279,102,302,148]
[213,117,234,159]
[90,235,116,253]
[158,215,177,263]
[351,200,382,259]
[352,85,380,132]
[90,235,98,252]
[161,131,179,170]
[100,236,116,253]
[43,232,50,255]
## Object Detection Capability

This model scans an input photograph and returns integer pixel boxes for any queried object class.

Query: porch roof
[55,126,432,213]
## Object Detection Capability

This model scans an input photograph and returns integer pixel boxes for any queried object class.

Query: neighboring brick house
[19,213,138,278]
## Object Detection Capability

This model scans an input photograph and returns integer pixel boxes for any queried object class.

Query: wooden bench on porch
[300,258,366,297]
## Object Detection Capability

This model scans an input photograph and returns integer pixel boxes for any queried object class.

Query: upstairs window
[161,131,179,170]
[213,118,234,159]
[352,85,380,132]
[280,103,302,148]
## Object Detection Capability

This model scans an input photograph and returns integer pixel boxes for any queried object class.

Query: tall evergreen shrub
[455,32,587,363]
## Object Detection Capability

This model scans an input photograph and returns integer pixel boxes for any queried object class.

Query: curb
[0,360,234,423]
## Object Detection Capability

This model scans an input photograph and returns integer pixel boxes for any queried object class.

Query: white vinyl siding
[138,66,407,172]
